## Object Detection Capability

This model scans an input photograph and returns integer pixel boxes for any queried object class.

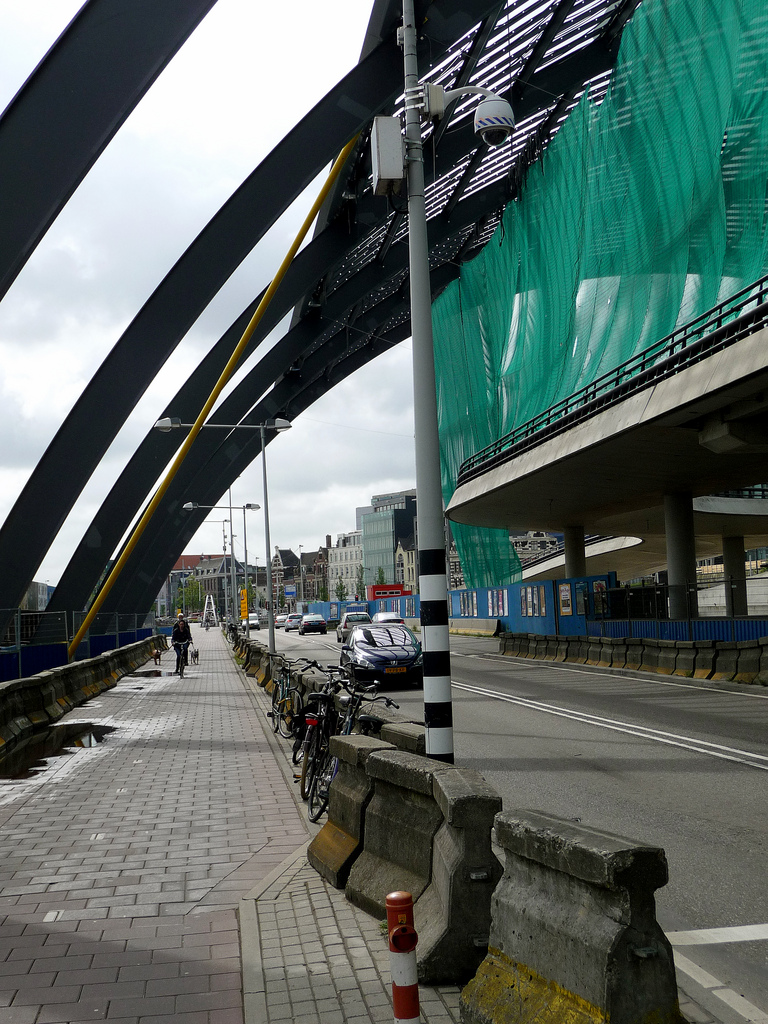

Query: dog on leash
[190,648,199,665]
[151,648,161,665]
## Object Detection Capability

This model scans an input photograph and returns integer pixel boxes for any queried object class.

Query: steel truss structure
[0,0,640,622]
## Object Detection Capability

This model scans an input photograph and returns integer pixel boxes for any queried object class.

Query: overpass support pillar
[664,493,697,619]
[722,534,748,617]
[563,526,586,578]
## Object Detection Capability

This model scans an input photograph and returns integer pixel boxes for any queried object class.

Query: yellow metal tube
[68,136,359,659]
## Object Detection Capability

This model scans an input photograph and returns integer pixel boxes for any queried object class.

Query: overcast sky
[0,0,418,587]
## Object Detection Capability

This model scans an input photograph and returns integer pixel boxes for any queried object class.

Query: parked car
[274,614,288,629]
[299,613,327,635]
[284,612,304,632]
[340,623,423,687]
[372,611,405,624]
[336,610,372,643]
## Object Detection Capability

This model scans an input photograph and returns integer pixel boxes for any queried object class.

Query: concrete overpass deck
[447,323,768,582]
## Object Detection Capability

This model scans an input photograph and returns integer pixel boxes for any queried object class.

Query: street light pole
[228,488,238,627]
[402,0,454,763]
[155,416,292,657]
[260,423,277,656]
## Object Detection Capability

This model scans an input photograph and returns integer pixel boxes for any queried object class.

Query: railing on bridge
[0,609,156,682]
[458,274,768,484]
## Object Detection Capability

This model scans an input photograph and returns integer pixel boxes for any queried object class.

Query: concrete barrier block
[542,635,559,660]
[415,768,502,983]
[639,638,661,673]
[711,641,738,681]
[607,637,627,669]
[566,636,589,664]
[755,637,768,685]
[734,640,760,684]
[554,637,569,662]
[585,637,603,666]
[673,641,695,677]
[693,640,715,679]
[308,734,394,889]
[345,750,451,918]
[461,810,682,1024]
[624,637,643,670]
[380,722,425,755]
[656,639,677,675]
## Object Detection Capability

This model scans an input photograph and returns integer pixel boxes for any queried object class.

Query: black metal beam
[0,0,219,301]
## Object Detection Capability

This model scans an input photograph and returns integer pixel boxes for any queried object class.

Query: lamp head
[154,417,182,431]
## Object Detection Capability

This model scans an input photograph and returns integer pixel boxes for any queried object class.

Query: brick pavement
[0,626,308,1023]
[0,627,730,1024]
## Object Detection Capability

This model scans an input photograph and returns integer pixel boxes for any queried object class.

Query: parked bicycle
[298,666,347,800]
[307,676,399,822]
[267,656,318,741]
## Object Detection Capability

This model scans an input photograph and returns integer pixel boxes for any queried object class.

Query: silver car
[336,611,372,643]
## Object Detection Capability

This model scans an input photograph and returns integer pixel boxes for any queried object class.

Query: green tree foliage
[335,577,348,602]
[375,566,386,585]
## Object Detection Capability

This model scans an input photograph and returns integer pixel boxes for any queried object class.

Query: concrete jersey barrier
[0,635,164,762]
[499,630,768,685]
[461,810,683,1024]
[343,748,502,984]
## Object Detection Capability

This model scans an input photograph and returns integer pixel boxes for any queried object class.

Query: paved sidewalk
[0,627,733,1024]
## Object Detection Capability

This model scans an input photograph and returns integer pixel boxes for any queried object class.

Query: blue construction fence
[311,573,618,637]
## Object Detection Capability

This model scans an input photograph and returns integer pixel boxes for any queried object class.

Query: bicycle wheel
[270,684,281,734]
[299,724,320,800]
[308,748,335,822]
[278,688,302,740]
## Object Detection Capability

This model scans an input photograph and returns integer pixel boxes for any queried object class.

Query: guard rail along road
[500,631,768,683]
[0,634,167,762]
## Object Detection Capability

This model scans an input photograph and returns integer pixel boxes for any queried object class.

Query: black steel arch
[0,0,219,302]
[1,0,641,622]
[0,0,505,626]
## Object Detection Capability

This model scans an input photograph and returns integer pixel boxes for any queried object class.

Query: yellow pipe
[68,135,359,659]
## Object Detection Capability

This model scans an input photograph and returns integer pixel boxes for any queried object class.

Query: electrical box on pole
[371,116,405,196]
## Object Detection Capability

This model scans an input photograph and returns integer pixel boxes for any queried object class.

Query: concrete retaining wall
[461,810,683,1024]
[499,631,768,684]
[0,636,163,760]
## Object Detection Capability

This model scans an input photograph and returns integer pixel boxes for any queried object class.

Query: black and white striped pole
[401,0,454,763]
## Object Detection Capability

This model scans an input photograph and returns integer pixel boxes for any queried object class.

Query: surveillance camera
[473,95,514,147]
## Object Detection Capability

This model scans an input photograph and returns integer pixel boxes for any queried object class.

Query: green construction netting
[433,0,768,589]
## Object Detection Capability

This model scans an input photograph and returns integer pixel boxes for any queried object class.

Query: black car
[299,613,327,635]
[340,624,423,687]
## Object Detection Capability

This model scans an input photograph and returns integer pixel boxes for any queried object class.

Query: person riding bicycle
[171,613,193,675]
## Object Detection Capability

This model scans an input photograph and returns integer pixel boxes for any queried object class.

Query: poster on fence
[559,583,573,616]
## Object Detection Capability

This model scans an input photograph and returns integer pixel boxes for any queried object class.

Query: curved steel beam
[0,0,504,623]
[0,0,219,301]
[91,182,503,615]
[0,40,402,618]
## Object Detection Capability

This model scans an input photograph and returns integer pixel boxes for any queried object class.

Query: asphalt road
[273,627,768,1018]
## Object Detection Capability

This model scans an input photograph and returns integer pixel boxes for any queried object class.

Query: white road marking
[452,681,768,770]
[669,924,768,945]
[674,952,768,1023]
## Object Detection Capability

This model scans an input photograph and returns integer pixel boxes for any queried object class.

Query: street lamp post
[182,501,260,636]
[157,416,292,656]
[399,0,514,762]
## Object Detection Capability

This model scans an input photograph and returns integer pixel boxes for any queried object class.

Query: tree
[335,577,348,602]
[319,584,329,602]
[375,566,386,585]
[355,564,365,600]
[278,586,286,610]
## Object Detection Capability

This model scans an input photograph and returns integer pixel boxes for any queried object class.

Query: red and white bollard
[386,891,420,1024]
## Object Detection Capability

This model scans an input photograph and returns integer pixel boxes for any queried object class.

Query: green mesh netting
[433,0,768,589]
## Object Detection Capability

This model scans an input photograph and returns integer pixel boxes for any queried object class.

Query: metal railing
[458,274,768,483]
